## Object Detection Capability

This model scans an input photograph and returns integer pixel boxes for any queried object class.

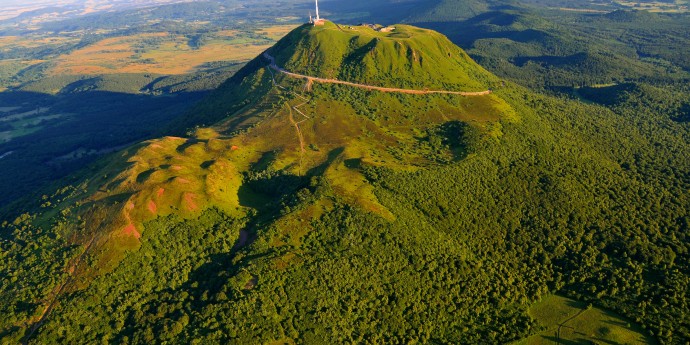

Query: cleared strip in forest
[22,236,96,345]
[267,58,312,175]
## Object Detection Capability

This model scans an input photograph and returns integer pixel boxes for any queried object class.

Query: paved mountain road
[263,52,492,96]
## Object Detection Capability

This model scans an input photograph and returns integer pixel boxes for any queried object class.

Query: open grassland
[515,295,656,345]
[0,35,74,49]
[49,26,297,76]
[255,25,300,40]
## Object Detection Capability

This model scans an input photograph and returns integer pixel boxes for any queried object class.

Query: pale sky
[0,0,203,11]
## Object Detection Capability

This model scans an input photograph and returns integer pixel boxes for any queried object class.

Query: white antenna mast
[315,0,320,20]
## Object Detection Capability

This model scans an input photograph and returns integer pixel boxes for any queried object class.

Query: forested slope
[405,1,690,90]
[1,20,689,344]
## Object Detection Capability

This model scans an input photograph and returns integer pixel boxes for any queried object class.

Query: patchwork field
[0,35,74,49]
[616,0,690,12]
[49,26,297,76]
[256,25,301,40]
[0,24,298,90]
[0,0,202,22]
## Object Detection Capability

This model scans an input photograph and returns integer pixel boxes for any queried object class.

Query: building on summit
[309,0,326,26]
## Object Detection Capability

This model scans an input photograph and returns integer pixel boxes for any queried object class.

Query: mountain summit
[269,22,496,91]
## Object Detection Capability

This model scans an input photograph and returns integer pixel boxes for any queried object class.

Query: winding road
[263,52,492,96]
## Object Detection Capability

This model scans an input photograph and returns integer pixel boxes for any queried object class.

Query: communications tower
[312,0,325,26]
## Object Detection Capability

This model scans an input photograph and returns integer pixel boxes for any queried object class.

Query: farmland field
[615,0,689,12]
[49,26,297,76]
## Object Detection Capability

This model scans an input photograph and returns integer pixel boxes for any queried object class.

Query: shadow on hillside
[512,53,589,67]
[674,103,690,123]
[464,10,520,26]
[540,336,588,345]
[414,20,551,47]
[0,89,207,215]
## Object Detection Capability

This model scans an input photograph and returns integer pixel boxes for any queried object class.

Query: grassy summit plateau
[270,22,497,91]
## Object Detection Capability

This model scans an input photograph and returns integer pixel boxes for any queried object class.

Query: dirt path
[264,52,492,96]
[267,58,312,175]
[286,103,307,174]
[22,236,96,345]
[555,307,589,343]
[0,151,14,160]
[286,103,306,154]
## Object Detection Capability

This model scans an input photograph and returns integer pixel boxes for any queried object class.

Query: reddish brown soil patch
[150,144,163,149]
[231,145,239,150]
[126,201,135,210]
[183,193,199,211]
[147,200,157,213]
[176,177,190,184]
[123,224,141,239]
[172,165,183,171]
[157,188,165,198]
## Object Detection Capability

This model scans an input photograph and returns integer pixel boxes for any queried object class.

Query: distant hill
[404,0,495,22]
[405,2,690,89]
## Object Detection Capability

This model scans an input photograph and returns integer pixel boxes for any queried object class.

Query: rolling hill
[1,21,689,344]
[406,2,690,90]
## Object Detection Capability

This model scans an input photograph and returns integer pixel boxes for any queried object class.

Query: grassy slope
[271,22,497,91]
[515,295,656,344]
